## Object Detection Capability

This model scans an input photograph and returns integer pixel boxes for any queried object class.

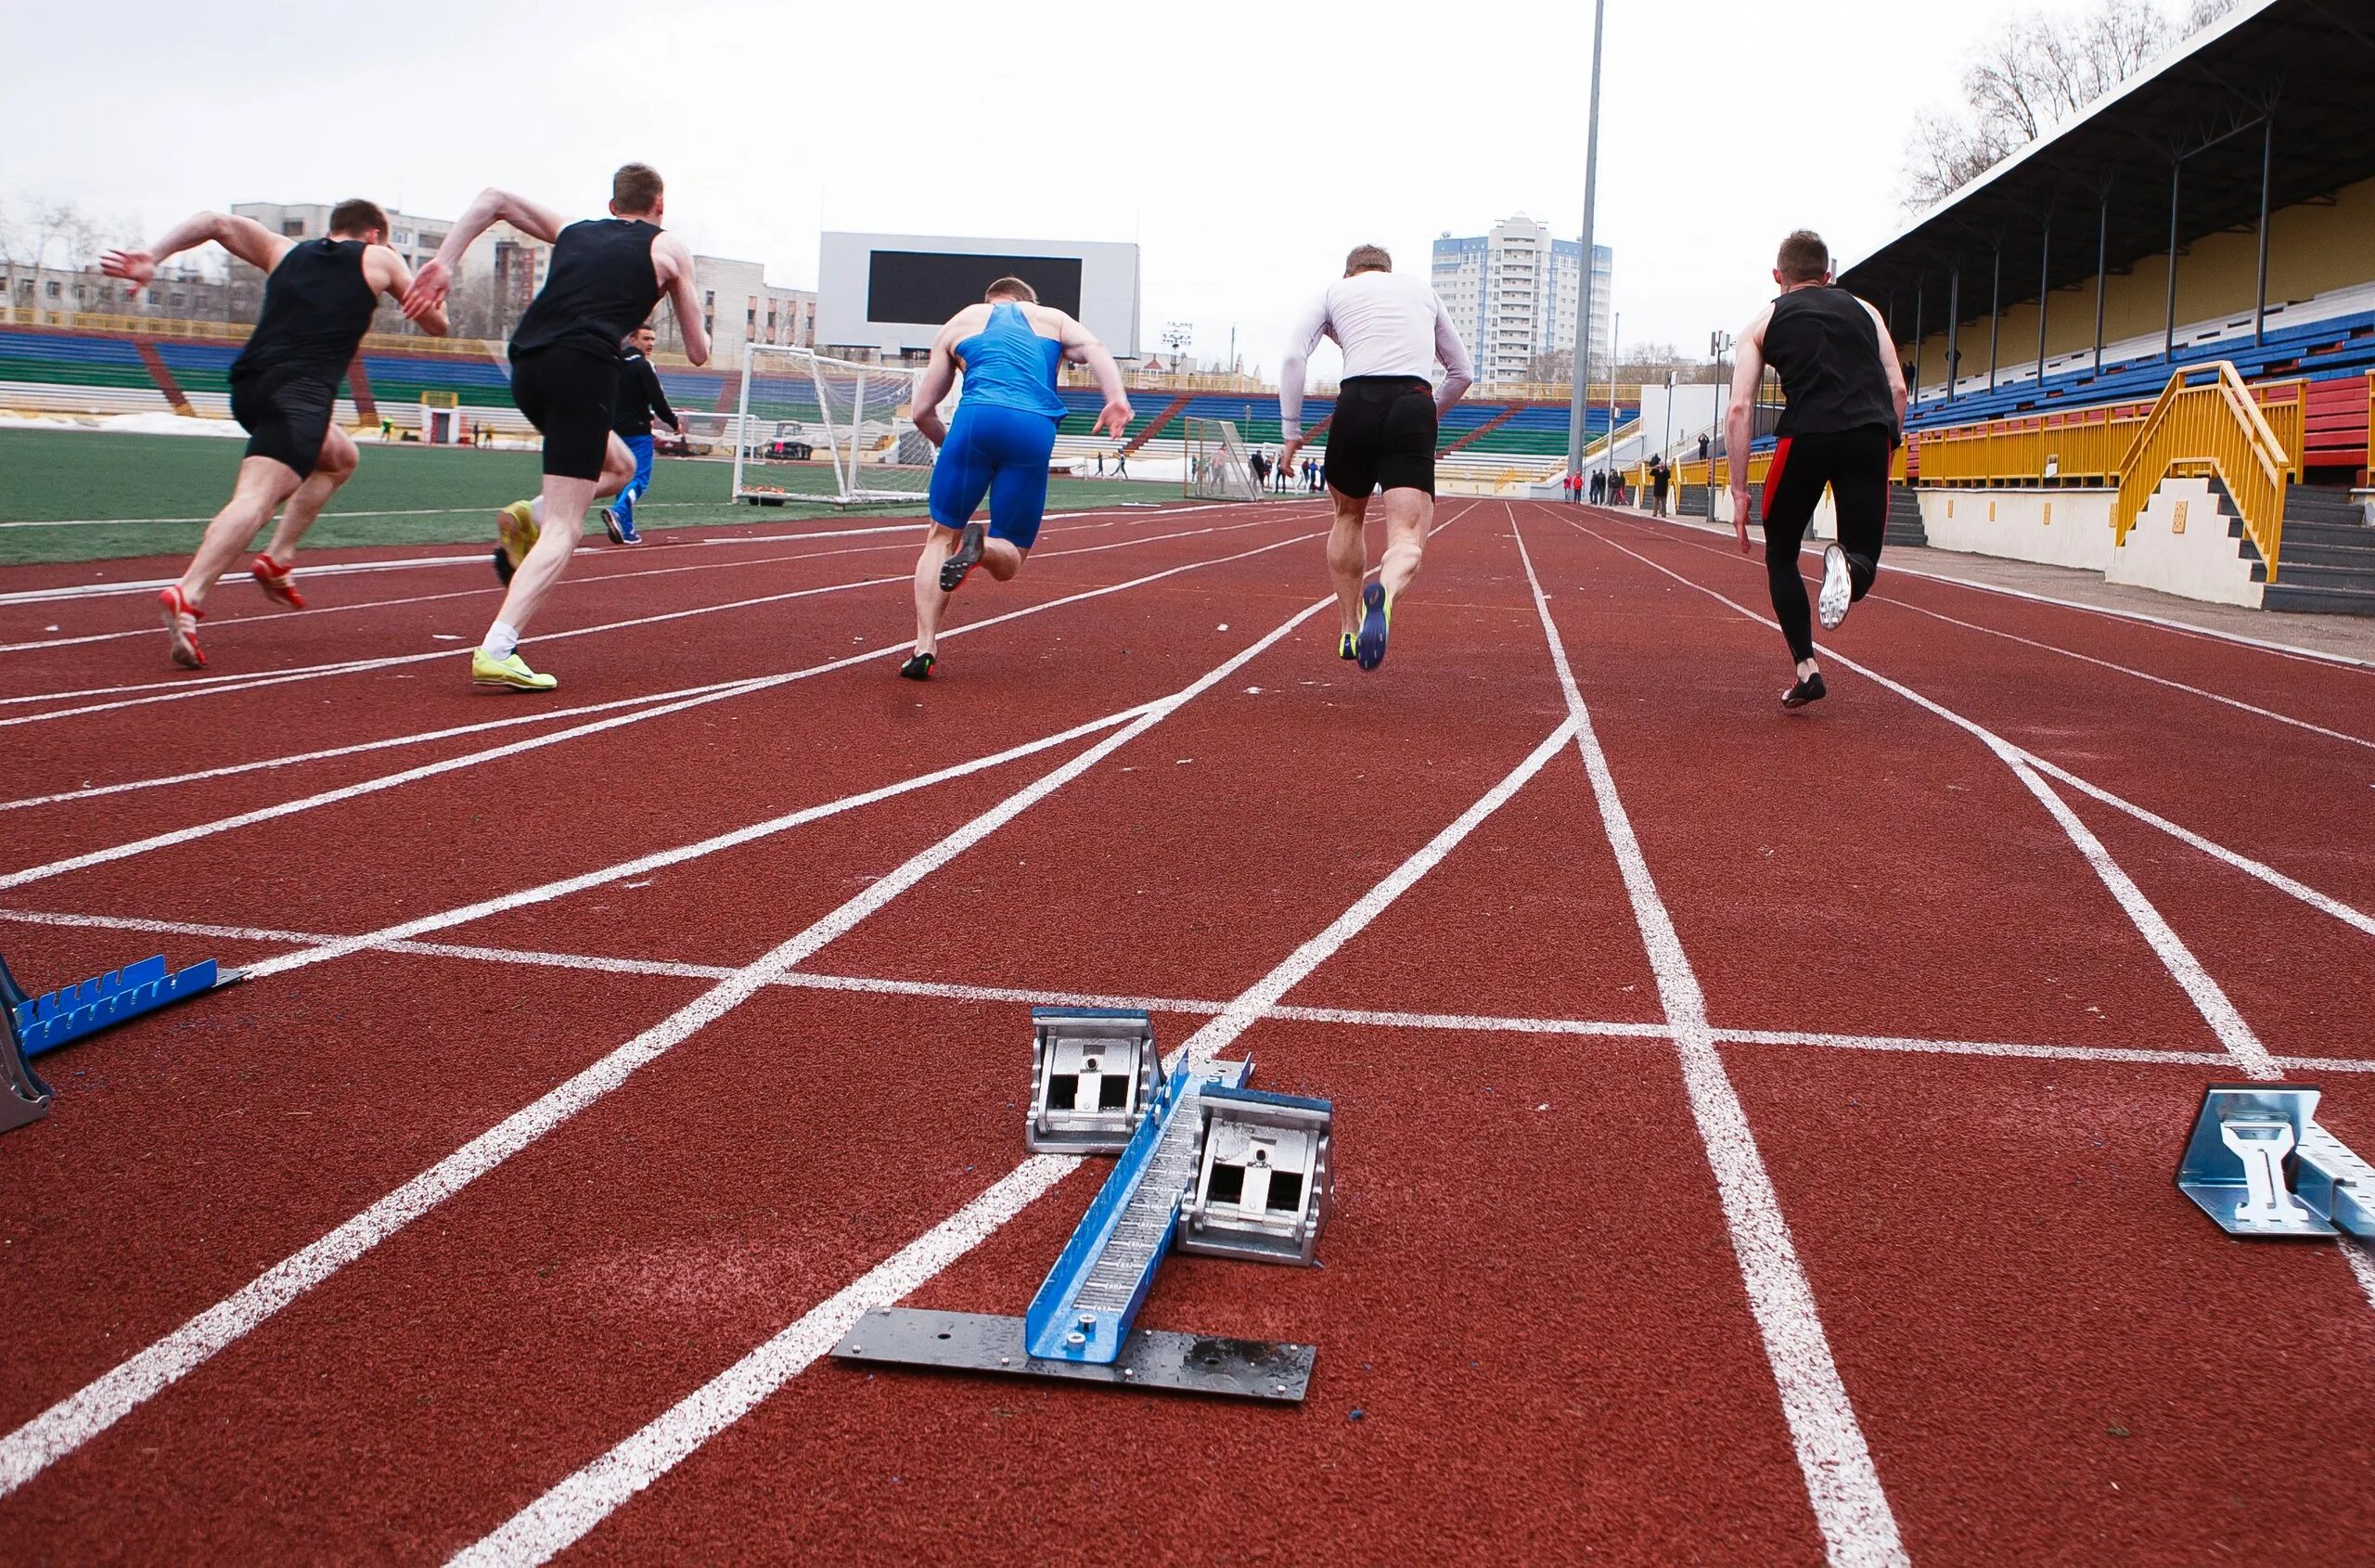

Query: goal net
[1181,418,1263,502]
[733,345,933,507]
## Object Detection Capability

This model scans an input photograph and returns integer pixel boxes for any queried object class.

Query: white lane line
[0,592,1331,1504]
[1513,517,1907,1568]
[2019,754,2375,942]
[0,554,490,603]
[0,507,1292,722]
[1632,511,2375,673]
[0,497,1239,538]
[1569,516,2285,1082]
[0,526,1325,891]
[456,716,1579,1566]
[19,903,2358,1074]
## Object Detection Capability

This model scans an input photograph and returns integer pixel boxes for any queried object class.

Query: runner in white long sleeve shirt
[1277,244,1473,670]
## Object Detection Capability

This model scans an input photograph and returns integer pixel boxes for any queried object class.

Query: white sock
[480,621,520,661]
[529,495,547,527]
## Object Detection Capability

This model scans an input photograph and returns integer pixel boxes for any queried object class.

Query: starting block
[0,949,239,1135]
[832,1012,1334,1401]
[1024,1007,1159,1154]
[2177,1084,2375,1239]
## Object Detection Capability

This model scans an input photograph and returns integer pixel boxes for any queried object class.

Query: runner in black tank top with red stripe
[402,163,712,692]
[1725,229,1907,709]
[102,199,444,669]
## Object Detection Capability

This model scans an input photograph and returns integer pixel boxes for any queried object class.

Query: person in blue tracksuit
[602,324,679,545]
[899,276,1132,679]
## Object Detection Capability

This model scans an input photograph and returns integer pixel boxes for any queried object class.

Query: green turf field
[0,428,1161,566]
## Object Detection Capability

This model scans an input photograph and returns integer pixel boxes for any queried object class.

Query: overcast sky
[6,0,2117,378]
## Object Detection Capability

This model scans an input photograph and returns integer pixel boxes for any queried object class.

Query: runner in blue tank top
[901,276,1132,679]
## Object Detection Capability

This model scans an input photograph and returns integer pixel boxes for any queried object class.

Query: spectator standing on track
[1095,450,1105,476]
[601,323,679,546]
[1277,243,1472,671]
[404,162,711,692]
[1725,228,1907,710]
[1651,457,1672,517]
[896,276,1131,680]
[1249,448,1269,492]
[104,200,444,670]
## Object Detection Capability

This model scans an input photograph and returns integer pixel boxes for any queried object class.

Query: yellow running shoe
[470,649,557,691]
[494,500,538,585]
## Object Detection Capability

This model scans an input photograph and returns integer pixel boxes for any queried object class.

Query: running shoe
[1339,631,1357,662]
[1817,544,1854,630]
[602,506,644,546]
[938,521,987,592]
[470,649,557,691]
[1781,671,1828,709]
[1354,582,1391,671]
[898,650,936,680]
[157,585,205,669]
[495,500,538,584]
[250,554,306,610]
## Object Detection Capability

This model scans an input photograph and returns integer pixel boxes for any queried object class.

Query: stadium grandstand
[1645,0,2374,615]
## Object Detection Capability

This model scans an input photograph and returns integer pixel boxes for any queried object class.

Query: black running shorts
[229,368,338,480]
[1325,375,1438,498]
[510,345,619,481]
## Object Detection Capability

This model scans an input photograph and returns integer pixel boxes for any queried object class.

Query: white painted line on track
[0,502,716,533]
[0,553,490,605]
[0,589,1334,1504]
[456,675,1582,1563]
[17,904,2356,1073]
[1572,518,2286,1080]
[0,524,1324,891]
[1514,515,1908,1568]
[1632,510,2375,673]
[0,506,1290,718]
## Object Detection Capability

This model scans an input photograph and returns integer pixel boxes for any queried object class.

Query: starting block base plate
[832,1308,1314,1403]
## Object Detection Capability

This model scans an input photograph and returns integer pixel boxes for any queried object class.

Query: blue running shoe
[602,506,644,546]
[1354,582,1391,671]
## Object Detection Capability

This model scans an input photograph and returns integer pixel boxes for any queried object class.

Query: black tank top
[1765,287,1895,438]
[231,239,377,384]
[509,219,662,359]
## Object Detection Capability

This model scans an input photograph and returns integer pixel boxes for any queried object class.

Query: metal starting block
[830,1020,1336,1402]
[2177,1084,2375,1239]
[0,950,240,1136]
[1180,1086,1333,1266]
[1025,1007,1159,1153]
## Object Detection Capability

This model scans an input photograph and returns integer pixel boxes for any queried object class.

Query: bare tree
[1900,0,2239,212]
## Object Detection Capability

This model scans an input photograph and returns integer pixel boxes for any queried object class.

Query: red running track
[0,499,2369,1564]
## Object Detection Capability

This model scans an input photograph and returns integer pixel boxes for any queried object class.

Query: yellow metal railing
[2112,362,2292,578]
[1903,377,2304,491]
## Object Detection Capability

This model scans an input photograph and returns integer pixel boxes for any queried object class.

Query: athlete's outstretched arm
[653,233,709,366]
[1276,293,1330,469]
[1056,313,1131,439]
[1860,297,1908,431]
[1431,292,1475,414]
[1725,306,1773,554]
[102,212,290,288]
[368,248,448,336]
[403,187,571,320]
[910,325,961,446]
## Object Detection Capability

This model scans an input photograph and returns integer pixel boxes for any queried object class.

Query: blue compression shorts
[928,403,1059,551]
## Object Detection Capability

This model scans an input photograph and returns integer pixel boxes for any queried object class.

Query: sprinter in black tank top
[1724,229,1907,709]
[403,162,711,693]
[103,199,443,670]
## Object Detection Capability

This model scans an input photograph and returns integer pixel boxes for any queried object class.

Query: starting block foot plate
[832,1307,1314,1403]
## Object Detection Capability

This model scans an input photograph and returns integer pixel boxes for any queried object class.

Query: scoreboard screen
[866,251,1085,323]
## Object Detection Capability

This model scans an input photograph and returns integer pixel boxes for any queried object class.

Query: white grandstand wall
[2105,476,2266,607]
[1910,489,2117,572]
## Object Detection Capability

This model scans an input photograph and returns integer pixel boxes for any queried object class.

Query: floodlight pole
[1564,0,1609,482]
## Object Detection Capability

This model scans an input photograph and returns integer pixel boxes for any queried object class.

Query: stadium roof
[1838,0,2375,334]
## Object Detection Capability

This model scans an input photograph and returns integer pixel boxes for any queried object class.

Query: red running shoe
[250,554,306,610]
[158,585,206,669]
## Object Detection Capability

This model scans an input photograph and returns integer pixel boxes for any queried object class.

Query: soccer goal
[1181,418,1264,502]
[733,344,934,507]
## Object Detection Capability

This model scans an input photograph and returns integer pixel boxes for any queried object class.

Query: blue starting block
[834,1009,1334,1402]
[2177,1084,2375,1239]
[0,950,240,1135]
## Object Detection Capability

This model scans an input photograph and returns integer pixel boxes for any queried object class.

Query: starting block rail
[1,949,238,1135]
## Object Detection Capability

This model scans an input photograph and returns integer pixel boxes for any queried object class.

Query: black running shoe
[1781,671,1828,709]
[1354,582,1390,671]
[492,544,516,586]
[938,522,986,593]
[898,650,936,680]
